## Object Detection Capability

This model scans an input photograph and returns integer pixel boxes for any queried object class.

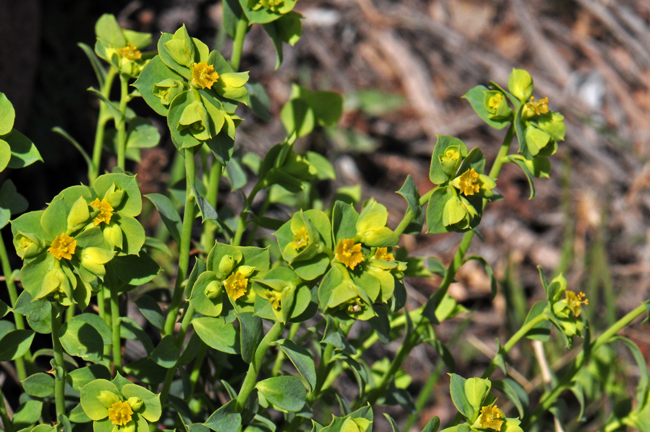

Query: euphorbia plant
[0,8,648,432]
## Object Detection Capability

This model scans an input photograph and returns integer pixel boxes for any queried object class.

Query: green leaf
[127,117,161,148]
[94,173,142,217]
[59,320,103,362]
[120,317,154,354]
[111,253,161,286]
[136,295,165,330]
[205,399,242,432]
[429,136,468,184]
[22,372,55,398]
[384,414,400,432]
[277,12,302,46]
[281,99,314,138]
[523,301,551,341]
[151,334,181,368]
[464,378,490,414]
[462,86,510,130]
[448,374,475,422]
[225,156,248,192]
[263,20,283,69]
[122,358,167,386]
[238,312,263,364]
[246,82,272,122]
[192,183,219,223]
[73,313,112,345]
[0,329,34,361]
[396,175,424,234]
[492,378,527,419]
[146,193,183,243]
[277,339,317,391]
[0,139,11,172]
[67,364,112,392]
[78,42,107,87]
[95,14,126,47]
[79,379,119,420]
[192,317,240,355]
[3,130,42,169]
[0,92,16,135]
[133,56,186,116]
[0,179,28,229]
[13,400,43,428]
[608,336,649,407]
[422,416,440,432]
[256,376,306,412]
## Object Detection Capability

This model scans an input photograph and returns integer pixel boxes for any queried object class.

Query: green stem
[523,302,648,428]
[190,341,208,394]
[232,184,261,247]
[393,189,435,237]
[90,67,118,183]
[230,15,249,71]
[272,322,299,376]
[488,124,514,179]
[51,303,67,419]
[160,304,197,405]
[481,313,547,379]
[164,148,198,335]
[202,159,222,252]
[110,284,122,373]
[116,74,129,171]
[236,321,285,411]
[0,233,28,381]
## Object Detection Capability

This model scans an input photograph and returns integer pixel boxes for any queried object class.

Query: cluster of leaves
[1,8,649,432]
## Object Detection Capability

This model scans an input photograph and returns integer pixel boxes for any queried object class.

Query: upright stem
[51,303,67,419]
[116,74,130,171]
[0,233,28,381]
[488,124,514,179]
[90,67,118,183]
[190,341,208,394]
[110,284,122,373]
[160,304,197,405]
[232,184,261,247]
[230,15,249,71]
[202,159,222,252]
[236,321,285,411]
[163,148,198,335]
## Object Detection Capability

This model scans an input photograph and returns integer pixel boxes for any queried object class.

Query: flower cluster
[11,173,144,307]
[94,14,152,77]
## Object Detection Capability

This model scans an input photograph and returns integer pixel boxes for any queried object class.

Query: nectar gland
[488,93,503,111]
[225,271,249,301]
[565,291,588,317]
[48,234,77,260]
[373,247,394,261]
[117,43,142,61]
[108,401,133,427]
[90,198,114,226]
[479,405,504,431]
[526,96,549,116]
[457,168,481,196]
[292,227,309,250]
[191,62,219,89]
[335,239,364,270]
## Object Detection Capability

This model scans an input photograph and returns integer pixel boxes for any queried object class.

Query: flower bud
[507,68,533,102]
[177,100,211,141]
[204,281,222,300]
[67,197,90,232]
[237,265,255,277]
[80,247,115,278]
[104,184,125,209]
[127,396,144,411]
[14,232,44,259]
[218,255,235,277]
[97,390,121,408]
[103,223,124,250]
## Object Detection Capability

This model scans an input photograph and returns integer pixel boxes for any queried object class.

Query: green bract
[94,14,152,77]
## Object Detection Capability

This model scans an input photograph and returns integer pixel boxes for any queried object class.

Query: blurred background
[1,0,650,430]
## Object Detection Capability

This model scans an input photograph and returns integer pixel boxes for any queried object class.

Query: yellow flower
[225,271,249,301]
[526,96,549,116]
[373,247,394,261]
[191,62,219,89]
[565,291,588,317]
[457,168,481,196]
[90,198,114,226]
[292,227,309,250]
[488,93,503,111]
[108,400,133,426]
[479,405,504,431]
[335,239,364,270]
[117,43,142,61]
[254,0,285,12]
[266,290,282,310]
[48,234,77,261]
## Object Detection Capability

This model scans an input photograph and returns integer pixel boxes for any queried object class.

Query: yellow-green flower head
[456,168,480,196]
[153,79,186,106]
[117,43,142,61]
[266,289,282,310]
[373,247,394,261]
[522,96,549,119]
[191,62,219,89]
[292,227,309,250]
[335,239,364,270]
[565,291,588,317]
[488,92,503,111]
[345,297,366,315]
[127,397,144,411]
[439,146,462,176]
[90,198,114,226]
[253,0,285,12]
[225,271,249,301]
[108,400,133,426]
[48,233,77,261]
[479,405,504,431]
[15,233,43,260]
[177,100,211,140]
[204,281,223,300]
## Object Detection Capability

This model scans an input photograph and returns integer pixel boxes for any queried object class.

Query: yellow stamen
[48,234,77,261]
[292,227,309,250]
[488,93,503,111]
[224,271,249,301]
[457,168,481,196]
[117,43,142,61]
[565,291,588,317]
[191,62,219,89]
[479,405,504,431]
[90,198,114,226]
[526,96,549,116]
[335,239,364,270]
[108,401,133,427]
[267,290,282,310]
[373,247,394,261]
